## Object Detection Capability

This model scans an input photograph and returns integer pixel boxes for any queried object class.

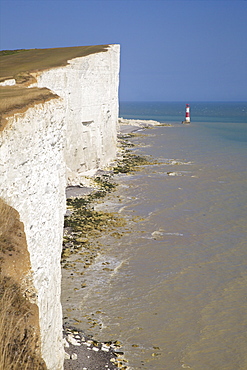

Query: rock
[64,351,70,360]
[101,344,110,352]
[103,267,114,272]
[76,237,89,243]
[167,171,181,176]
[67,333,81,346]
[65,209,73,216]
[71,353,78,360]
[151,230,163,239]
[63,337,70,348]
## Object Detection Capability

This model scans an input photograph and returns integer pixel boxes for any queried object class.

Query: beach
[62,102,247,370]
[62,118,162,370]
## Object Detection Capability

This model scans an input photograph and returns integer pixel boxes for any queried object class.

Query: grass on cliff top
[0,86,58,130]
[0,44,109,129]
[0,44,109,82]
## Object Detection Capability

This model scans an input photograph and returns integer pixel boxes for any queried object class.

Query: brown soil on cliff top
[0,45,109,83]
[0,85,58,130]
[0,44,109,130]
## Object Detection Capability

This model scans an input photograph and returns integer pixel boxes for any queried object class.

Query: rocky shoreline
[62,120,166,369]
[118,117,171,130]
[63,326,126,370]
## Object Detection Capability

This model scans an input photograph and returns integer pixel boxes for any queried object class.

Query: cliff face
[0,99,66,369]
[0,44,120,369]
[0,199,46,369]
[32,44,120,184]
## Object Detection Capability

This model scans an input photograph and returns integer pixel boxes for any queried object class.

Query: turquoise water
[120,101,247,125]
[62,102,247,369]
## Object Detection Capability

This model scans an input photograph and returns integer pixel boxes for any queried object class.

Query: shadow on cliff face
[0,199,46,370]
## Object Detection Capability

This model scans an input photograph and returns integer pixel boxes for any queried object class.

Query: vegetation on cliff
[0,86,58,131]
[0,44,109,129]
[0,45,109,83]
[0,199,46,370]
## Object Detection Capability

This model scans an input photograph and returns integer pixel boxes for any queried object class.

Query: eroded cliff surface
[32,44,120,184]
[0,44,120,369]
[0,98,66,369]
[0,199,46,369]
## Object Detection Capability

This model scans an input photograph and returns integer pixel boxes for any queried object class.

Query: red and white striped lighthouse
[185,104,190,123]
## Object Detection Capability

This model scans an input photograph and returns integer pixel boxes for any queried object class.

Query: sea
[62,102,247,370]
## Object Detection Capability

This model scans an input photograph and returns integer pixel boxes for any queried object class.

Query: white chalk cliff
[0,44,120,369]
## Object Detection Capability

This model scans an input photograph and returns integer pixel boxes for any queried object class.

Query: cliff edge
[0,44,120,369]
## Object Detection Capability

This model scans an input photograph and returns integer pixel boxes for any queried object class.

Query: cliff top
[0,45,109,83]
[0,45,109,129]
[0,86,58,130]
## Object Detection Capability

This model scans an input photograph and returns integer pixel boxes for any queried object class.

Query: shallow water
[62,102,247,369]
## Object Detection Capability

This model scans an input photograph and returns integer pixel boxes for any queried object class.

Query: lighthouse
[185,104,190,123]
[182,104,191,124]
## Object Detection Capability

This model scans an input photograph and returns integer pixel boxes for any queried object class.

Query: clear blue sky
[0,0,246,101]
